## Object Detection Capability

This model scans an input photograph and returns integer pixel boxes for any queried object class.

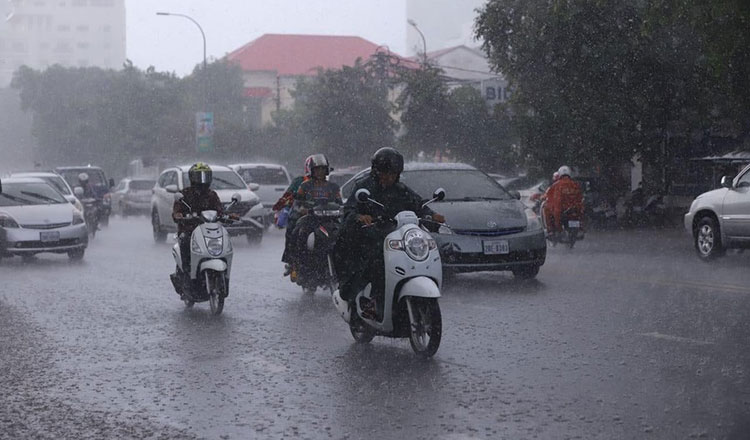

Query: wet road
[1,217,749,439]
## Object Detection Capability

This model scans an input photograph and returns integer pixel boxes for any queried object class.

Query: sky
[126,0,408,77]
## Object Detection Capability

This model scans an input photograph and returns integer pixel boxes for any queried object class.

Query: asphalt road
[1,217,749,439]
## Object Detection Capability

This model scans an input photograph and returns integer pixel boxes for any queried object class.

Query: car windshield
[129,180,155,191]
[0,182,68,206]
[236,167,288,185]
[43,176,72,195]
[501,175,545,191]
[58,169,107,187]
[401,169,512,201]
[182,170,246,190]
[329,173,356,187]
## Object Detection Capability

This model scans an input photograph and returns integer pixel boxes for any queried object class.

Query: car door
[721,165,750,240]
[155,170,175,226]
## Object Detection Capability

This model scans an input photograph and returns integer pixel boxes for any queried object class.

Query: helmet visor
[191,171,211,185]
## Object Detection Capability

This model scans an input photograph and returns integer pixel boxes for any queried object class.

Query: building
[420,45,509,107]
[0,0,126,87]
[226,33,402,127]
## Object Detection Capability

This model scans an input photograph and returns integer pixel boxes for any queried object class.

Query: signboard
[195,112,214,153]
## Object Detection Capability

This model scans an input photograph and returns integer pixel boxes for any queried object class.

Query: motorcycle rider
[278,159,313,277]
[77,173,96,199]
[543,165,584,237]
[289,154,342,280]
[171,163,225,282]
[333,147,445,319]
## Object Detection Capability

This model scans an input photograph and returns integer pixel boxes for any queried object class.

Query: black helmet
[304,154,330,177]
[370,147,404,178]
[188,162,212,188]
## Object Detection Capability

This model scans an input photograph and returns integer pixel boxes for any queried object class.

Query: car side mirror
[355,188,371,203]
[510,190,521,200]
[433,188,446,201]
[721,176,734,189]
[248,183,260,191]
[109,178,115,188]
[73,187,84,198]
[165,184,179,194]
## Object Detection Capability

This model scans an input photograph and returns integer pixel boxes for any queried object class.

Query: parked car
[55,165,115,226]
[341,163,547,278]
[111,177,156,217]
[151,164,265,244]
[228,163,291,227]
[9,171,84,213]
[684,163,750,260]
[0,177,88,261]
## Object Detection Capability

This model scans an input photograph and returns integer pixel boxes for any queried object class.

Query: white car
[684,162,750,260]
[151,165,265,244]
[228,163,291,226]
[0,177,88,261]
[111,177,156,216]
[9,171,84,213]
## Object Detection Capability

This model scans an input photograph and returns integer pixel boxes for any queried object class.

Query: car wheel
[246,232,263,246]
[68,249,85,261]
[152,210,167,243]
[512,264,540,280]
[695,216,724,261]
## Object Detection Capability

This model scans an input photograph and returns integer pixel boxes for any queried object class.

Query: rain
[1,1,750,438]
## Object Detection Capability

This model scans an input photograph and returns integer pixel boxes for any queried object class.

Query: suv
[151,164,265,244]
[228,163,291,227]
[112,177,156,216]
[55,166,115,226]
[684,162,750,260]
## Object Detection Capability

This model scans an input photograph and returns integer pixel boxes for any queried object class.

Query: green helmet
[189,162,212,188]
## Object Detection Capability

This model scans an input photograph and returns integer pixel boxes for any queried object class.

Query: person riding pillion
[171,163,225,274]
[333,147,445,319]
[544,165,584,235]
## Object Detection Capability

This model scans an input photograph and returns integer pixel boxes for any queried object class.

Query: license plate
[40,231,60,243]
[483,240,509,255]
[568,220,581,228]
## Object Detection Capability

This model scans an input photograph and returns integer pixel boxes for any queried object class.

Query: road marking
[639,332,714,346]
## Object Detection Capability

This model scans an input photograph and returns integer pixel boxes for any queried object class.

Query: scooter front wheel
[205,270,226,315]
[406,298,442,358]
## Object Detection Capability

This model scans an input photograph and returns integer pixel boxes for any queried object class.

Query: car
[684,162,750,260]
[151,164,265,244]
[111,177,156,217]
[8,171,84,213]
[328,166,363,188]
[228,163,291,227]
[341,163,547,278]
[498,175,550,209]
[0,177,88,261]
[55,165,115,226]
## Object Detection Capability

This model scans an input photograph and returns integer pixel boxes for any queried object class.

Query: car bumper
[226,218,265,236]
[1,224,88,255]
[684,211,694,234]
[435,229,547,272]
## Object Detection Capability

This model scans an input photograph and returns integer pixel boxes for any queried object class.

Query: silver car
[684,162,750,260]
[0,177,88,261]
[111,177,156,216]
[9,171,85,213]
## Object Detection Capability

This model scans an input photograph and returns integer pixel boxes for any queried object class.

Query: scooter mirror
[231,193,241,203]
[165,184,179,194]
[355,188,371,203]
[173,192,184,201]
[73,186,84,198]
[433,188,446,201]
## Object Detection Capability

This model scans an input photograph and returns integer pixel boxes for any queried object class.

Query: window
[737,170,750,188]
[76,25,89,32]
[485,87,496,100]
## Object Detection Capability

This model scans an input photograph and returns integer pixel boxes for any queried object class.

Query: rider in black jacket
[334,148,445,319]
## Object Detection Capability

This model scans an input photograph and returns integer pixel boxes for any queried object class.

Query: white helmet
[78,172,89,183]
[557,165,572,177]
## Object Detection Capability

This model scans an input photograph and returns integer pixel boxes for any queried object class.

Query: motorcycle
[294,202,342,295]
[541,200,584,248]
[74,187,100,238]
[331,187,446,358]
[169,191,239,315]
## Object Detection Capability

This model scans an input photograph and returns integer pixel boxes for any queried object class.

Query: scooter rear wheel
[349,315,375,343]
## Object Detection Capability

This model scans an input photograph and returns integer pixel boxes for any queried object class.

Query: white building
[0,0,126,86]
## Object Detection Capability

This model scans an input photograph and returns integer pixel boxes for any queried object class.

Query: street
[1,217,749,439]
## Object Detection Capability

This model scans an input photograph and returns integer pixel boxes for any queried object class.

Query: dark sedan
[341,163,547,278]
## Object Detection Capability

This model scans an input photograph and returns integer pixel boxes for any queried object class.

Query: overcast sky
[126,0,408,76]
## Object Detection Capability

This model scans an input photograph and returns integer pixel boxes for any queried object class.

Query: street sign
[195,112,214,153]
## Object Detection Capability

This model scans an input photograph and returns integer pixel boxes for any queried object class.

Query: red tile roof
[226,34,404,76]
[244,87,272,98]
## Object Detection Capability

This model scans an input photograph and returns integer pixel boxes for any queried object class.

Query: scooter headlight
[403,229,429,261]
[205,237,223,256]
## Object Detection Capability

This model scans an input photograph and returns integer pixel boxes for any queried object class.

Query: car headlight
[403,229,430,261]
[0,213,19,228]
[72,211,85,225]
[205,237,223,256]
[525,208,543,231]
[191,236,202,254]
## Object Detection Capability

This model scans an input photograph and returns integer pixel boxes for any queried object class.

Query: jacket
[172,186,224,235]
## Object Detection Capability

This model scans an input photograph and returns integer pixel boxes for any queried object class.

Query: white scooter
[331,187,447,358]
[169,190,239,315]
